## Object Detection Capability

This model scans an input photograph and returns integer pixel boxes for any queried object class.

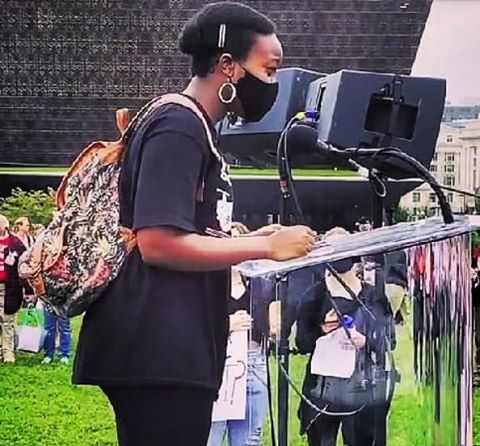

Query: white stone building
[400,120,480,216]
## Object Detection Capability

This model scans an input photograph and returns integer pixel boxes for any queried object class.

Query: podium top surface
[237,216,479,278]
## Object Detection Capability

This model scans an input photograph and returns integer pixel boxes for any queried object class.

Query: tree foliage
[0,188,56,227]
[393,206,413,223]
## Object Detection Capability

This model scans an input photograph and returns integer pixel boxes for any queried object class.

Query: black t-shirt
[73,97,233,391]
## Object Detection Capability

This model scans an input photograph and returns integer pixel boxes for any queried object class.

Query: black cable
[370,148,454,224]
[283,125,305,223]
[434,184,479,200]
[276,118,305,224]
[337,145,454,224]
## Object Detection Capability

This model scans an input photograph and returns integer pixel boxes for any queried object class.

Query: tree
[393,205,413,223]
[0,188,56,227]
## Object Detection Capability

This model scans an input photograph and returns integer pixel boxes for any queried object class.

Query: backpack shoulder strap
[148,93,223,202]
[121,93,221,160]
[122,93,222,225]
[158,93,221,161]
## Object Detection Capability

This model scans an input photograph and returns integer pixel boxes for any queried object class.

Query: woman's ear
[217,53,236,79]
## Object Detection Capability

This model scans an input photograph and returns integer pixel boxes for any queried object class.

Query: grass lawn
[0,318,478,446]
[229,167,358,178]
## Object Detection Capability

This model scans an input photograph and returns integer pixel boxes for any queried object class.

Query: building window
[430,164,437,173]
[447,192,454,203]
[432,153,438,162]
[472,146,477,156]
[474,158,477,167]
[445,153,455,162]
[444,164,455,173]
[444,175,455,186]
[412,192,421,203]
[447,135,453,143]
[429,193,436,203]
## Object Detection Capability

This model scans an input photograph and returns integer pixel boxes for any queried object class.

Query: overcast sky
[411,0,480,105]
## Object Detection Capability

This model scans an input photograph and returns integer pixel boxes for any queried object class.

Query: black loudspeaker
[307,69,446,179]
[219,67,324,166]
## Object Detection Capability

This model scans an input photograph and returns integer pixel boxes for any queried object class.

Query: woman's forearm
[138,227,273,272]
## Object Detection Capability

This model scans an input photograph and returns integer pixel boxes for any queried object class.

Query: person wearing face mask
[72,3,316,446]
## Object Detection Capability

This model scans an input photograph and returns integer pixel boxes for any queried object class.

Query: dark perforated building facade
[0,0,433,166]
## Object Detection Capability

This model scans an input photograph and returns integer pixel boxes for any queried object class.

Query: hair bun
[179,22,204,56]
[179,22,218,56]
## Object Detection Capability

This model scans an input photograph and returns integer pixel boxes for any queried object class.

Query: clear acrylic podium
[229,217,475,446]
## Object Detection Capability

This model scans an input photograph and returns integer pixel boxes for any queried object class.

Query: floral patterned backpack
[18,94,218,317]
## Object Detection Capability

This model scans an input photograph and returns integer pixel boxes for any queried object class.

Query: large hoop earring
[218,81,236,104]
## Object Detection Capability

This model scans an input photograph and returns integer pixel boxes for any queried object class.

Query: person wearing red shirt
[0,214,26,364]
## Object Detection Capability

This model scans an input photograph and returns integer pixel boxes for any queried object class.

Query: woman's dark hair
[329,259,355,275]
[179,2,276,77]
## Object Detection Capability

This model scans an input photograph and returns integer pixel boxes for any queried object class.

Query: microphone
[285,123,370,177]
[285,123,330,155]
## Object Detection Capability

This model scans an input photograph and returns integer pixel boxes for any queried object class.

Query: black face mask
[235,69,279,123]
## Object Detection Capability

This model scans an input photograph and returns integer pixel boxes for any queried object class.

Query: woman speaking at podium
[73,3,316,446]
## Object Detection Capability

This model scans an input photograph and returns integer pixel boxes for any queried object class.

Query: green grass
[0,166,68,174]
[0,318,116,446]
[0,318,478,446]
[0,165,357,178]
[229,167,358,177]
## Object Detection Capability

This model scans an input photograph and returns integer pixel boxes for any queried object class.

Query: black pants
[306,407,376,446]
[101,385,216,446]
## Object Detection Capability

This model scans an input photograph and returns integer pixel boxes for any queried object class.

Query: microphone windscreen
[285,123,318,155]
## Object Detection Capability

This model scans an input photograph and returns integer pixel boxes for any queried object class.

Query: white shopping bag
[17,325,44,353]
[16,305,45,353]
[311,328,356,378]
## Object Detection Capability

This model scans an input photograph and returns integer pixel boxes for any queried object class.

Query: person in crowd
[355,216,372,233]
[384,250,409,325]
[72,3,315,446]
[0,214,27,364]
[13,217,36,304]
[207,222,271,446]
[355,217,409,323]
[42,307,72,365]
[296,227,392,446]
[12,217,35,249]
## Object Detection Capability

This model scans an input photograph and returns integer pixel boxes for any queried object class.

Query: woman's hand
[268,226,316,261]
[248,224,283,237]
[321,309,340,334]
[229,310,252,332]
[342,327,366,349]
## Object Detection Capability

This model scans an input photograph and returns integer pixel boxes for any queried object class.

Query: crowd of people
[0,213,71,365]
